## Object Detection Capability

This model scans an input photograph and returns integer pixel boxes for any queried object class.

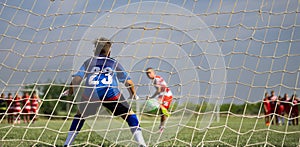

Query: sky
[0,0,299,104]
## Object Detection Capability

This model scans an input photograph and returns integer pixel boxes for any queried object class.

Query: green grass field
[0,114,299,146]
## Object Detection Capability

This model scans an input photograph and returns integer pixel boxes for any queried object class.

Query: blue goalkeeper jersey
[73,55,130,100]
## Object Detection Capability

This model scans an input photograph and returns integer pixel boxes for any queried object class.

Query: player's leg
[64,99,98,146]
[7,109,12,124]
[24,113,28,123]
[158,96,172,131]
[123,110,146,146]
[30,109,36,123]
[7,115,10,124]
[103,95,146,146]
[292,113,296,125]
[158,97,170,117]
[23,110,30,123]
[8,115,11,124]
[0,110,4,123]
[281,113,285,125]
[276,110,280,125]
[13,110,21,124]
[22,112,26,123]
[296,112,299,125]
[277,109,282,125]
[158,106,170,132]
[265,110,270,126]
[64,110,85,146]
[288,113,292,125]
[270,106,275,125]
[22,109,26,123]
[26,110,31,123]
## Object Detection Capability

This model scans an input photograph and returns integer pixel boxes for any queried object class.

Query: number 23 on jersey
[88,67,113,85]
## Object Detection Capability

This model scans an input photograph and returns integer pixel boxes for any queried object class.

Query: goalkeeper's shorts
[79,94,131,117]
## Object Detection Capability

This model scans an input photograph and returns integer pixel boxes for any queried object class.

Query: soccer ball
[143,98,160,113]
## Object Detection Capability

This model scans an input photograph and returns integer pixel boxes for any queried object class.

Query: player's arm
[125,79,138,99]
[68,76,82,96]
[68,62,87,96]
[149,86,161,99]
[62,64,85,97]
[116,62,139,99]
[148,79,162,99]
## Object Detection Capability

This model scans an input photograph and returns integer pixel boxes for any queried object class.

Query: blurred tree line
[168,101,261,116]
[25,84,263,118]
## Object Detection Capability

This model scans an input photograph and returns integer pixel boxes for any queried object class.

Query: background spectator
[290,94,299,125]
[0,93,7,122]
[6,93,14,124]
[277,96,285,125]
[269,91,278,125]
[22,92,31,123]
[30,91,40,123]
[13,93,21,124]
[263,92,271,126]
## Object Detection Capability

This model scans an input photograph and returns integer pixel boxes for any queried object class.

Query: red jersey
[13,96,21,113]
[277,102,285,115]
[31,95,40,113]
[269,95,277,111]
[292,99,299,114]
[22,95,31,113]
[6,97,14,113]
[284,98,291,114]
[154,75,172,97]
[153,75,173,109]
[263,97,271,114]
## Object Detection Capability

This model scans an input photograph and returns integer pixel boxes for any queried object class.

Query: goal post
[0,0,299,146]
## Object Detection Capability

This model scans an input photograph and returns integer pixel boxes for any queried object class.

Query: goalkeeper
[146,67,173,132]
[63,38,146,146]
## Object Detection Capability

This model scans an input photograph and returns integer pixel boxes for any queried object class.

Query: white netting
[0,0,299,146]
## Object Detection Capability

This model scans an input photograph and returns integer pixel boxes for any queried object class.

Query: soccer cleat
[161,107,170,117]
[159,126,165,133]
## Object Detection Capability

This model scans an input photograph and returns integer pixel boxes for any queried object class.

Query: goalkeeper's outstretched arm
[68,76,82,96]
[125,79,138,100]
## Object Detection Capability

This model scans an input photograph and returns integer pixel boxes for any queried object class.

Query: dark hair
[146,67,153,72]
[290,94,296,102]
[93,37,112,56]
[264,92,268,96]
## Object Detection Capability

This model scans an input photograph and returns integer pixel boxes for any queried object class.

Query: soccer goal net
[0,0,299,146]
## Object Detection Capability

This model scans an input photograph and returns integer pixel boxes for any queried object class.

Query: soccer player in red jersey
[269,90,278,125]
[290,94,299,125]
[263,92,271,126]
[277,95,285,125]
[22,92,31,123]
[283,93,292,125]
[6,93,14,124]
[0,93,7,123]
[146,67,173,132]
[13,93,21,124]
[30,91,40,123]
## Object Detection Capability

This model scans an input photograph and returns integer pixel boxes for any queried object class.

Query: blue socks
[125,114,146,146]
[64,114,85,146]
[70,114,85,131]
[125,114,141,132]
